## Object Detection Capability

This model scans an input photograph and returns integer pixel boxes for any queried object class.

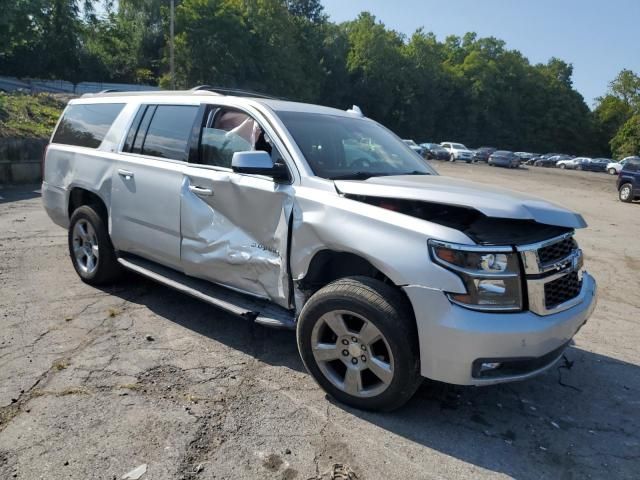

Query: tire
[576,165,583,171]
[559,164,566,169]
[608,168,617,175]
[297,276,422,412]
[619,183,634,203]
[68,205,121,285]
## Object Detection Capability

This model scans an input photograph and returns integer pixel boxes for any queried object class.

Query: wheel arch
[297,250,393,293]
[68,187,109,227]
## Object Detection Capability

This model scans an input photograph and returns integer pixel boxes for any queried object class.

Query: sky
[321,0,640,107]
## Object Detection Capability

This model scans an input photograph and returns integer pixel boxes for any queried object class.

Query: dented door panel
[180,167,294,308]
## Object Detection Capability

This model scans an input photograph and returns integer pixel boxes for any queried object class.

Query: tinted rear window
[624,158,640,171]
[52,103,124,148]
[140,105,199,161]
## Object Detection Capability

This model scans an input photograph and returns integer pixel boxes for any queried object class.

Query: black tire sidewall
[68,205,120,285]
[297,277,421,411]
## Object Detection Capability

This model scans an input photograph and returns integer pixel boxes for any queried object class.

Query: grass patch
[0,92,65,138]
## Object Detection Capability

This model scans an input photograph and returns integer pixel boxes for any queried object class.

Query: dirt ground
[1,163,638,480]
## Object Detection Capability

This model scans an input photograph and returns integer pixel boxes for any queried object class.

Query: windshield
[451,143,467,149]
[278,111,434,180]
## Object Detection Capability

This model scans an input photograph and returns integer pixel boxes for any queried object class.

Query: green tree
[343,13,406,127]
[610,69,640,109]
[611,115,640,158]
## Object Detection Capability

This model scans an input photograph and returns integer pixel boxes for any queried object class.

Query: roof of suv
[77,89,356,118]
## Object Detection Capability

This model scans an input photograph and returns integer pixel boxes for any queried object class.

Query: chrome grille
[544,271,583,309]
[538,237,577,265]
[518,233,585,315]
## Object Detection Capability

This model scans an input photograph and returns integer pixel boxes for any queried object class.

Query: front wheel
[297,277,421,411]
[608,168,617,175]
[619,183,634,203]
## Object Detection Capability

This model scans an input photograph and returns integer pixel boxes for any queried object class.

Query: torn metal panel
[335,175,587,229]
[180,168,294,308]
[289,184,471,294]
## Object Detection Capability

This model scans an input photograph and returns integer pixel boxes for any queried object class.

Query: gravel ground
[0,163,638,480]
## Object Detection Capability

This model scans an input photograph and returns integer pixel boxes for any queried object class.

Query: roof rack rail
[190,85,278,99]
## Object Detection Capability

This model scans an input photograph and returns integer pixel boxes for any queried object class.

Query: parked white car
[441,142,474,162]
[607,157,639,175]
[402,139,424,156]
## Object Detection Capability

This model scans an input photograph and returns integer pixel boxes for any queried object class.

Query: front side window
[52,103,124,148]
[277,111,434,180]
[199,108,278,168]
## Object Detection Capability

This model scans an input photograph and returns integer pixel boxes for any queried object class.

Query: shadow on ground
[101,272,639,480]
[0,185,41,204]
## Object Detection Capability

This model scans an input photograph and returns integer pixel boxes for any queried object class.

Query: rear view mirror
[231,151,289,181]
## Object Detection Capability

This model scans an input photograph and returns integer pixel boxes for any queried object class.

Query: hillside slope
[0,93,65,139]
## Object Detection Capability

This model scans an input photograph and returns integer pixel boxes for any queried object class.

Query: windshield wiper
[329,172,391,180]
[330,171,430,180]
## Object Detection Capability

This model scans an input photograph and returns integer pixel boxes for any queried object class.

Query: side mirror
[231,151,289,181]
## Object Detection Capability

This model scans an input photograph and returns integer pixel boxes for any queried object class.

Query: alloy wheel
[311,310,394,398]
[620,185,632,201]
[72,219,99,275]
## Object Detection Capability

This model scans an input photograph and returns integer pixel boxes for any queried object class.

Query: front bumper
[403,272,596,386]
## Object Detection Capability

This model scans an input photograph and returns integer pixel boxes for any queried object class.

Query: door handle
[117,169,134,180]
[188,185,214,196]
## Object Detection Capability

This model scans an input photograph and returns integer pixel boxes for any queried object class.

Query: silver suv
[42,88,597,411]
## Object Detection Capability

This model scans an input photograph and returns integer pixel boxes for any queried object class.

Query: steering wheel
[350,157,371,169]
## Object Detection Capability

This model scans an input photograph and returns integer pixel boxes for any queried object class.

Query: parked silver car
[42,89,596,411]
[557,157,590,170]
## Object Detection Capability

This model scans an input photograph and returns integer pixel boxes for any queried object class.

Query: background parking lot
[0,163,638,480]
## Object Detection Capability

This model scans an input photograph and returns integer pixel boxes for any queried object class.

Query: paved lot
[1,164,638,480]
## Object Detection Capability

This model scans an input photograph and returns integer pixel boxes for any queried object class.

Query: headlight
[429,240,523,311]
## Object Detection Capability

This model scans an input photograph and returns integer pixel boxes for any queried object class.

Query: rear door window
[139,105,199,161]
[52,103,125,148]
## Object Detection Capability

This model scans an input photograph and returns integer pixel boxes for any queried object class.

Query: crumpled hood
[335,175,587,229]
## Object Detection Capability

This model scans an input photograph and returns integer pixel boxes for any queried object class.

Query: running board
[117,255,296,329]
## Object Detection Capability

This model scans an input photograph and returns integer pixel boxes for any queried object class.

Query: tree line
[1,0,638,158]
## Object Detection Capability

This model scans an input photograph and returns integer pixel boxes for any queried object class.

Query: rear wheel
[619,183,634,203]
[68,205,121,285]
[297,277,421,411]
[608,167,617,175]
